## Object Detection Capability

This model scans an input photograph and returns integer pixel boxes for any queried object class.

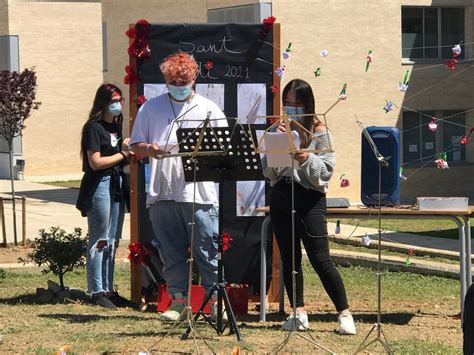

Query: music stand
[177,123,264,341]
[354,117,391,353]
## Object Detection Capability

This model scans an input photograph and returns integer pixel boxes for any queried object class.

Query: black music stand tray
[177,124,263,341]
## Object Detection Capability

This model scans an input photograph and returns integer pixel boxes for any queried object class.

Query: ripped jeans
[148,200,219,296]
[86,175,125,295]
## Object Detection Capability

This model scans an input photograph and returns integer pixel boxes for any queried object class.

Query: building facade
[1,0,473,202]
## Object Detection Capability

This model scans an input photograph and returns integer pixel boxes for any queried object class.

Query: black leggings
[270,180,349,311]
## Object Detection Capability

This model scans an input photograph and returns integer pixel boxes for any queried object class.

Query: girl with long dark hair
[76,83,130,309]
[264,79,356,334]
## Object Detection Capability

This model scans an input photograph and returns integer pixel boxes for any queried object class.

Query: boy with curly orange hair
[131,52,227,322]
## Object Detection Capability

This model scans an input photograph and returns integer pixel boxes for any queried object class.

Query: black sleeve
[83,123,102,153]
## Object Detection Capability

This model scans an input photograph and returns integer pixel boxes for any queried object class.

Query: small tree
[0,68,41,245]
[19,227,87,289]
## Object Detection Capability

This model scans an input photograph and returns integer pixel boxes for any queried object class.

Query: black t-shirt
[76,120,127,216]
[82,120,122,172]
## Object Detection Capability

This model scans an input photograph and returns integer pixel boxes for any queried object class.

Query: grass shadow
[38,313,148,323]
[0,292,38,305]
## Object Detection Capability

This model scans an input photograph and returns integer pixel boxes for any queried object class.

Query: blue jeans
[148,200,219,296]
[86,175,125,294]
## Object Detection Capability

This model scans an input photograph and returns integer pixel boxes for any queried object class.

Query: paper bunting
[460,135,468,145]
[428,117,438,132]
[406,247,415,266]
[270,85,279,94]
[282,42,292,59]
[383,100,394,113]
[365,50,373,72]
[204,61,214,70]
[320,49,329,57]
[361,234,371,247]
[335,220,341,235]
[398,70,410,92]
[452,44,462,57]
[339,83,348,100]
[339,173,350,187]
[435,159,449,169]
[275,66,286,78]
[314,68,321,77]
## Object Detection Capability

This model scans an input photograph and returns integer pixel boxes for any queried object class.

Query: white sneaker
[281,310,309,331]
[211,301,228,322]
[160,293,187,322]
[338,310,356,335]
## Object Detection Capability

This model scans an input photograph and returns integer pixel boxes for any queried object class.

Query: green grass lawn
[0,262,462,354]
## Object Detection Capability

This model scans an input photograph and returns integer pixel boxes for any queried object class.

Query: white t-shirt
[130,93,226,206]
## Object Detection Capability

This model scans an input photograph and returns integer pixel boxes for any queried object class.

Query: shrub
[19,227,87,289]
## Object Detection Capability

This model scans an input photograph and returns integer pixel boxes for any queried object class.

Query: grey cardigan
[262,130,336,194]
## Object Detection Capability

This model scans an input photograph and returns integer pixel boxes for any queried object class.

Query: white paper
[144,84,168,99]
[408,144,418,153]
[236,180,265,217]
[263,131,300,168]
[237,83,266,124]
[195,83,225,111]
[425,142,434,150]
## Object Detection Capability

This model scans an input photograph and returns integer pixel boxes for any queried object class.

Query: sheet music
[263,131,300,168]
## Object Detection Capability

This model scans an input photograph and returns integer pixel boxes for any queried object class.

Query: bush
[19,227,87,289]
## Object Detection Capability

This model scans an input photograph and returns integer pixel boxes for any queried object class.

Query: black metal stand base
[355,323,391,354]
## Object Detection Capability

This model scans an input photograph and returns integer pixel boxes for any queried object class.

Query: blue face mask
[107,101,122,117]
[285,106,305,122]
[168,84,193,101]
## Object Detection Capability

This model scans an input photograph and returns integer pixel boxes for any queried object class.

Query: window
[402,7,465,61]
[402,110,466,165]
[208,3,272,23]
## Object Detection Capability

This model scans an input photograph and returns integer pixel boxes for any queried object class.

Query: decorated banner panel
[131,23,278,294]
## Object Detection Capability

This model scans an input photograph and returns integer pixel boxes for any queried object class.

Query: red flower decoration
[460,135,468,145]
[407,247,415,257]
[124,65,139,85]
[260,16,276,37]
[204,61,214,70]
[222,232,233,252]
[340,178,350,188]
[270,85,279,94]
[137,95,147,105]
[128,242,146,265]
[127,19,152,59]
[447,58,458,70]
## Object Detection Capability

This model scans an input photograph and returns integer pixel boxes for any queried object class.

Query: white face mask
[107,101,122,117]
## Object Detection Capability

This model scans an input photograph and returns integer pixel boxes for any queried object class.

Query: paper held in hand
[263,131,300,168]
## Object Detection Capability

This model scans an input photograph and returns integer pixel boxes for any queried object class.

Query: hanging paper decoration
[428,117,438,132]
[398,70,410,92]
[335,220,341,235]
[452,44,462,57]
[365,50,373,72]
[204,61,214,70]
[320,49,329,57]
[339,83,348,100]
[270,85,279,94]
[406,247,415,266]
[447,58,458,70]
[435,159,449,169]
[339,173,350,187]
[282,42,292,59]
[399,167,407,181]
[460,135,468,145]
[314,68,321,77]
[383,100,394,113]
[361,234,371,247]
[124,65,139,85]
[126,19,151,59]
[275,66,286,79]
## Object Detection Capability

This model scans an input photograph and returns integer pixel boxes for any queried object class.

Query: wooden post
[0,198,5,247]
[267,22,282,304]
[128,23,141,304]
[21,196,26,246]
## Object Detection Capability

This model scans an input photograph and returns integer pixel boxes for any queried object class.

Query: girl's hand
[293,150,308,164]
[276,123,286,133]
[122,138,130,151]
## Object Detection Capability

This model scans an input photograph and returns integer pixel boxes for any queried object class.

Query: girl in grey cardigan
[263,79,355,334]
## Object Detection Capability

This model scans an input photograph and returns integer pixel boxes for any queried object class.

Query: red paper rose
[137,95,147,105]
[222,232,233,252]
[204,61,214,70]
[124,65,139,85]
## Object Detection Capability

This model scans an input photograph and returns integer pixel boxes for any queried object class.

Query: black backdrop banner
[135,23,275,293]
